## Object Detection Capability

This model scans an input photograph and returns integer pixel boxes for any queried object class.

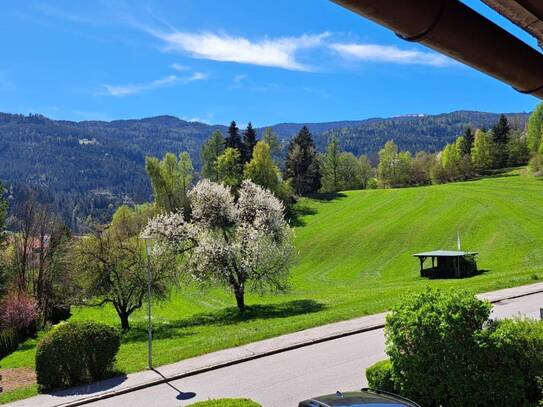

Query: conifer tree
[285,126,321,195]
[242,122,257,163]
[225,121,243,152]
[461,127,474,156]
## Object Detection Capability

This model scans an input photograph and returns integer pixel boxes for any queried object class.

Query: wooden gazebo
[413,250,478,278]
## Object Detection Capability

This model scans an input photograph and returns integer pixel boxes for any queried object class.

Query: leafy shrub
[366,359,397,393]
[385,288,491,407]
[384,288,543,406]
[35,321,120,390]
[481,318,543,405]
[0,291,37,330]
[188,399,261,407]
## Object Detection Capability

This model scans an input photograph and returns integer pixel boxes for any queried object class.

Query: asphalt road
[89,292,543,407]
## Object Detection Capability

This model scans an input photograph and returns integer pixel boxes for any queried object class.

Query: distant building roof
[413,250,478,258]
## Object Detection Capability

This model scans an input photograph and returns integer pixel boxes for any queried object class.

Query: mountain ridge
[0,110,530,229]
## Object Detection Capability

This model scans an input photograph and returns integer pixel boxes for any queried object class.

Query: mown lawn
[2,169,543,401]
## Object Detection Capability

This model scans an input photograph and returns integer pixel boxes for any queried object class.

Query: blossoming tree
[143,179,294,311]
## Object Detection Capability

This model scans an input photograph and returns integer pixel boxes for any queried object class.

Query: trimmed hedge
[366,359,397,393]
[35,321,120,390]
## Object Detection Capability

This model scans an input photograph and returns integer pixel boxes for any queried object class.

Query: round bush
[35,321,120,390]
[366,359,397,393]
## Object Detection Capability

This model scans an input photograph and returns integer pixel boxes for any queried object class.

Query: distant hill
[0,110,529,229]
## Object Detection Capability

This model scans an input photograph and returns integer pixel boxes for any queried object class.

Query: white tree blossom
[143,179,295,311]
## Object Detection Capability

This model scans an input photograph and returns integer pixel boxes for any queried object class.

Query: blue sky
[0,0,540,126]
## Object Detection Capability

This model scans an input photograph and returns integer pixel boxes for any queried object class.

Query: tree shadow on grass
[307,192,347,201]
[288,204,317,227]
[123,299,326,343]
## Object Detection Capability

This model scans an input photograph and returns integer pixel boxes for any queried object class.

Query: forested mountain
[0,110,529,229]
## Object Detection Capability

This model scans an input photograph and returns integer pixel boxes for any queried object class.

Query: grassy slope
[2,170,543,392]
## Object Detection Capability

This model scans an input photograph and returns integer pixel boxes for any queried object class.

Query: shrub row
[366,288,543,407]
[35,321,120,390]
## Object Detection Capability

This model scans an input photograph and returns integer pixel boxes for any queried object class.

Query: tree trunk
[234,288,245,312]
[119,311,130,331]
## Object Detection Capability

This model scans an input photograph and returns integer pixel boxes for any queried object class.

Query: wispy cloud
[100,72,208,96]
[148,30,330,71]
[330,43,452,67]
[170,63,188,71]
[233,74,248,84]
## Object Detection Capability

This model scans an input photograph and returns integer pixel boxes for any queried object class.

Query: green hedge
[188,399,261,406]
[384,288,543,406]
[366,359,397,393]
[35,321,120,390]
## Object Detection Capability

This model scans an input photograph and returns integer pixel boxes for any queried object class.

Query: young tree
[321,135,341,192]
[144,180,294,312]
[337,152,362,191]
[285,126,321,195]
[242,122,257,164]
[201,130,225,182]
[225,121,243,152]
[410,152,434,186]
[261,127,282,163]
[217,147,243,189]
[527,103,543,154]
[441,142,462,181]
[377,140,411,187]
[507,130,529,167]
[358,155,374,189]
[243,141,281,195]
[145,152,194,213]
[75,206,178,330]
[471,129,494,172]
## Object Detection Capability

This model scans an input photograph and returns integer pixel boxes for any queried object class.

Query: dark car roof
[299,389,420,407]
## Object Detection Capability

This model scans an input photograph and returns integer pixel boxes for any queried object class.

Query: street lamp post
[144,237,153,369]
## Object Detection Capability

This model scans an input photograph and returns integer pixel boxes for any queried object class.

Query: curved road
[86,291,543,407]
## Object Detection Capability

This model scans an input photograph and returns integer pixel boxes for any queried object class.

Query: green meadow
[2,169,543,401]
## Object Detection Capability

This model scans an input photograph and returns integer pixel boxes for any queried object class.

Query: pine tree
[242,122,257,163]
[492,114,510,145]
[225,121,243,152]
[285,126,321,195]
[262,127,282,162]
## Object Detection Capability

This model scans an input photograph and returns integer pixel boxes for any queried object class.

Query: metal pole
[145,239,153,369]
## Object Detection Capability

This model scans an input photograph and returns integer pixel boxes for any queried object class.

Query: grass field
[2,169,543,400]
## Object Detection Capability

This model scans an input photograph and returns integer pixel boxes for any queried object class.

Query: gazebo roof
[413,250,478,258]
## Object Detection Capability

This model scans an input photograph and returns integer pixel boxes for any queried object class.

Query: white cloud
[170,63,188,71]
[148,30,329,71]
[100,72,207,96]
[330,43,451,66]
[234,74,248,84]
